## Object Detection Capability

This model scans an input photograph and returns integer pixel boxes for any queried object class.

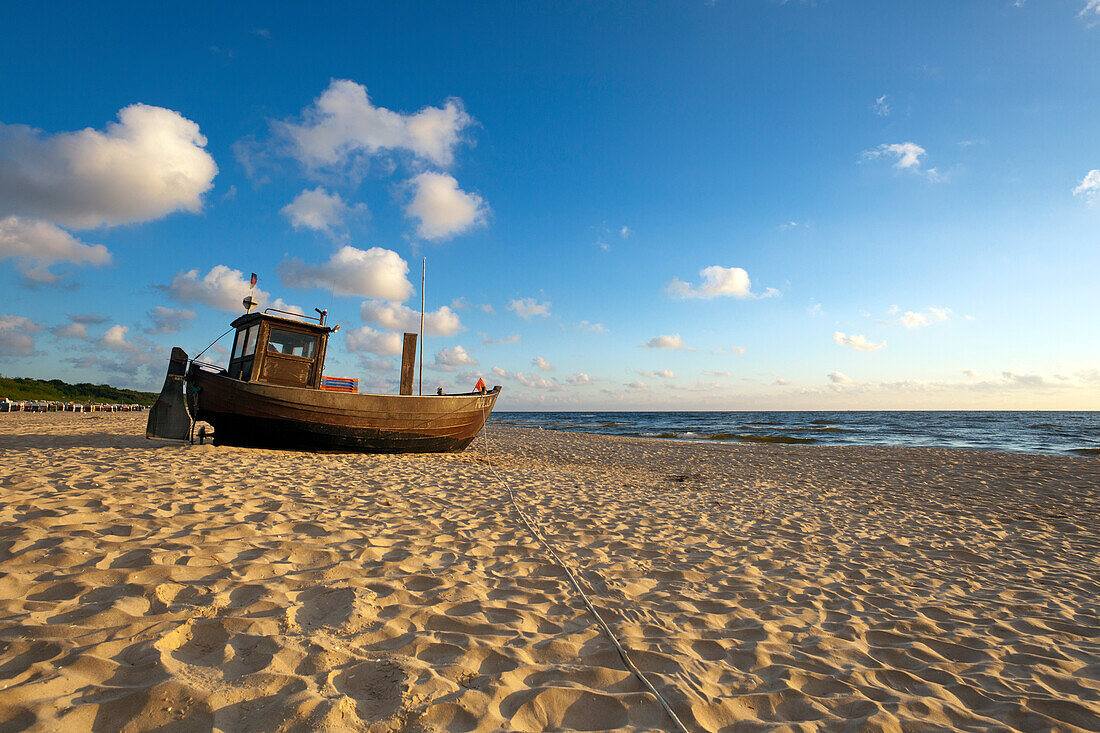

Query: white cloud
[101,324,131,350]
[862,142,926,170]
[145,305,196,335]
[404,172,488,240]
[354,356,398,376]
[481,332,521,345]
[281,187,366,238]
[1073,169,1100,205]
[0,216,111,281]
[1082,0,1100,18]
[898,306,951,329]
[275,79,473,171]
[359,300,462,336]
[667,265,775,300]
[518,373,560,389]
[1001,370,1047,387]
[862,142,941,181]
[627,380,648,391]
[567,372,596,385]
[279,246,413,300]
[0,104,217,228]
[53,322,89,340]
[344,326,403,356]
[579,320,607,334]
[507,297,551,320]
[797,367,1100,407]
[0,315,41,356]
[900,312,928,329]
[655,369,675,379]
[833,331,886,352]
[595,222,630,251]
[643,334,693,350]
[165,265,300,314]
[432,345,477,371]
[873,95,890,117]
[99,325,158,364]
[928,306,951,321]
[55,312,107,338]
[532,355,555,372]
[451,297,494,314]
[490,366,562,390]
[19,265,70,285]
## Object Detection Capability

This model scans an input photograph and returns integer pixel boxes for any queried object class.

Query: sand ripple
[1,413,1099,731]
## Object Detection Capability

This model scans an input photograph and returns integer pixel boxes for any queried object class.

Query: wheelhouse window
[267,329,318,359]
[243,326,259,356]
[234,325,259,358]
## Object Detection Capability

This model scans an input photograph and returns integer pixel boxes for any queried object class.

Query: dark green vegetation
[0,375,157,405]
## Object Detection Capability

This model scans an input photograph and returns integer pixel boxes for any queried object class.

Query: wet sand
[1,412,1098,732]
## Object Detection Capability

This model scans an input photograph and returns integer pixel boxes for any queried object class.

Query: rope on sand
[475,424,691,733]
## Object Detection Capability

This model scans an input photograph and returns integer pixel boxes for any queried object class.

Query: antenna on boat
[419,257,426,396]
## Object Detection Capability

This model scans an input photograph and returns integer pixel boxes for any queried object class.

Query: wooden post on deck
[400,333,417,395]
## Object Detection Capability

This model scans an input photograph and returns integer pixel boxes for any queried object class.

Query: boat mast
[419,257,425,396]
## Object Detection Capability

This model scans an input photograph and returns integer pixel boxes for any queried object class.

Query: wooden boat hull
[189,369,500,453]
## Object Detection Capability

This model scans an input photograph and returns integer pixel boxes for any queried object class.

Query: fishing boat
[147,302,500,453]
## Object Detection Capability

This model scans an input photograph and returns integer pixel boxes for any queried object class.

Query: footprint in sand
[328,658,409,720]
[287,585,378,634]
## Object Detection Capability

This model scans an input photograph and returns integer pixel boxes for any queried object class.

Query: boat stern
[146,347,193,441]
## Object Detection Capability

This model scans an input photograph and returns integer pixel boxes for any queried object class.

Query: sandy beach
[1,412,1098,732]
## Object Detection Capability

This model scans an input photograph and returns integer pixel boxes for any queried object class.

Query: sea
[491,411,1100,456]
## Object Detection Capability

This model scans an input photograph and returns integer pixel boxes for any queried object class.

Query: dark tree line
[0,375,157,405]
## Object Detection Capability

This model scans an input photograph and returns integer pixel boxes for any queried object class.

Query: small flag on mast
[474,378,486,393]
[243,273,260,313]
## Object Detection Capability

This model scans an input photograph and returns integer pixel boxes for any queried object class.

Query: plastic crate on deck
[320,376,359,393]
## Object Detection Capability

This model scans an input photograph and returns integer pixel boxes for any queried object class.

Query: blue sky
[1,1,1098,409]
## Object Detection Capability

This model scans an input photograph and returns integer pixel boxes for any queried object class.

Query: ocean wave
[492,411,1097,455]
[734,425,849,433]
[783,425,849,433]
[634,430,824,444]
[735,434,818,444]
